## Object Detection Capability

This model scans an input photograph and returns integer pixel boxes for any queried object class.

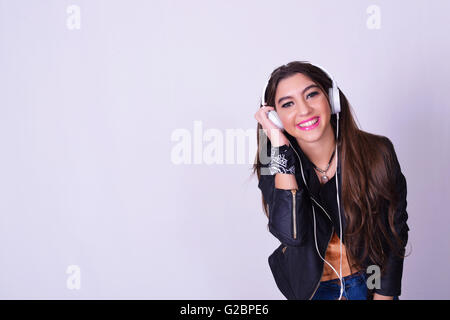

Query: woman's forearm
[275,172,298,190]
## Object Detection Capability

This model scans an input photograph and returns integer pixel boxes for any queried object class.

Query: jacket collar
[286,133,347,233]
[286,133,341,175]
[286,133,342,198]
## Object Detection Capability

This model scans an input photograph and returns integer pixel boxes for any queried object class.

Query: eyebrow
[277,84,320,105]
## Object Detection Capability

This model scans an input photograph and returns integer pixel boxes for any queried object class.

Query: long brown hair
[252,61,408,274]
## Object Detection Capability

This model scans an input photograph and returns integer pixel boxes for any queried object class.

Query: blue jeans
[311,270,400,300]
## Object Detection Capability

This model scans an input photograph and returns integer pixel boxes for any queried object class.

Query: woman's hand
[254,106,290,148]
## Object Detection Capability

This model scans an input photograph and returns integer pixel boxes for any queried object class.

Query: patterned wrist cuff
[269,144,296,175]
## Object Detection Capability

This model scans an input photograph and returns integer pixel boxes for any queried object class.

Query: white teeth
[299,118,318,127]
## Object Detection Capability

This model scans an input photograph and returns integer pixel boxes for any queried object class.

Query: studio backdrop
[0,0,449,299]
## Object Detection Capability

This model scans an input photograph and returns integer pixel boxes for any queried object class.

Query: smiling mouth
[296,117,320,130]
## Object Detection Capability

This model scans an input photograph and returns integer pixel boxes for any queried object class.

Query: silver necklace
[313,148,336,183]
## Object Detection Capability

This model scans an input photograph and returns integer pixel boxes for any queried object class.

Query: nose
[294,98,313,117]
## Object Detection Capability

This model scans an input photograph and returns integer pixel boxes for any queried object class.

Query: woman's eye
[306,91,319,99]
[281,92,318,107]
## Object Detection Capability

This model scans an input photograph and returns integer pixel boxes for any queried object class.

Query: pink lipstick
[296,116,320,131]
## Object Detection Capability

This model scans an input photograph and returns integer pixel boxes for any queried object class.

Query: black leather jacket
[258,134,409,300]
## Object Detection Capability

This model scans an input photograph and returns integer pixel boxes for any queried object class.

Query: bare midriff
[320,231,362,281]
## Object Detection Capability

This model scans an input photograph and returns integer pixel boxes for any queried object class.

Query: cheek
[285,112,299,126]
[318,99,332,115]
[278,109,294,121]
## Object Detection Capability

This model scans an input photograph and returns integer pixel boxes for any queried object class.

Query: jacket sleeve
[258,166,309,247]
[374,138,410,297]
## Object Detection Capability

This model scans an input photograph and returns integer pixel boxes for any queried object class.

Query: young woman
[253,61,410,300]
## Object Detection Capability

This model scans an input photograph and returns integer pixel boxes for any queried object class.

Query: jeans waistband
[319,270,366,287]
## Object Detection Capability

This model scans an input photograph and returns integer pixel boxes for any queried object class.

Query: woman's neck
[296,124,336,168]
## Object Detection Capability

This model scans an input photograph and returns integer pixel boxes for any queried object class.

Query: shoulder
[379,135,401,171]
[358,131,402,177]
[358,130,397,159]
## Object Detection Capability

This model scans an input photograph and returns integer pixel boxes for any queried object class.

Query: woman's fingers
[254,105,274,123]
[254,106,289,147]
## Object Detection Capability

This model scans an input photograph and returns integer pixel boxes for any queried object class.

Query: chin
[293,133,322,145]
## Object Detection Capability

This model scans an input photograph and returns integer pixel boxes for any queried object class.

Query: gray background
[0,0,449,299]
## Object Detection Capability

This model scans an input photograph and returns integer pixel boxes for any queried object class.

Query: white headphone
[261,63,345,300]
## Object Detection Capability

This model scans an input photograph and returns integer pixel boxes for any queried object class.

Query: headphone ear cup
[333,87,341,114]
[328,86,341,114]
[328,87,336,114]
[267,110,284,130]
